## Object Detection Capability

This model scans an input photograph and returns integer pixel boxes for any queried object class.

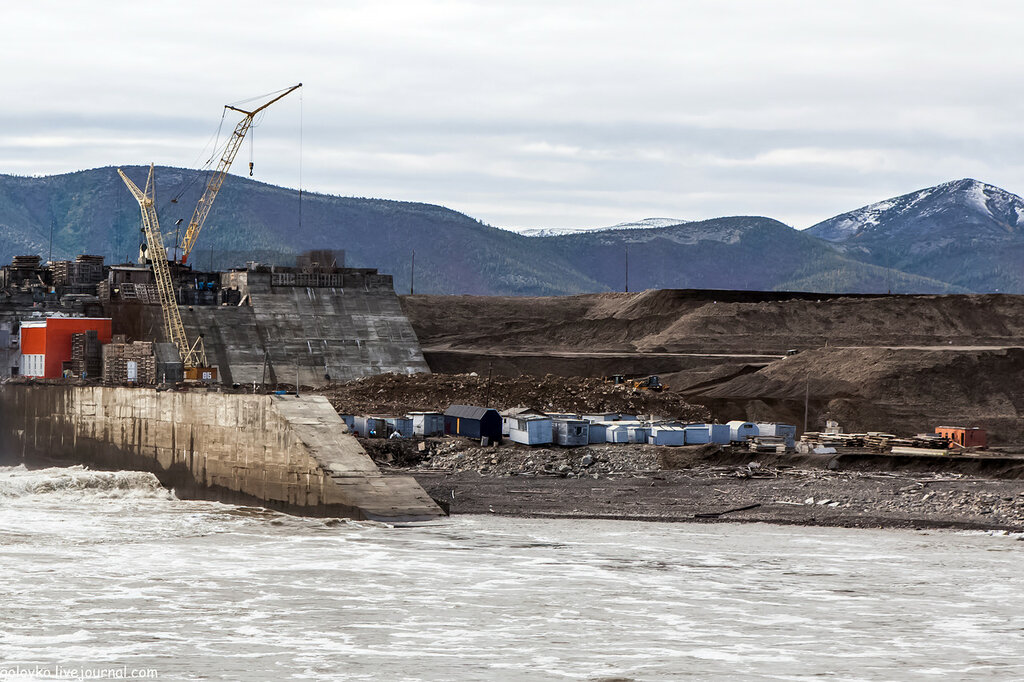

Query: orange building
[935,426,987,449]
[19,317,112,378]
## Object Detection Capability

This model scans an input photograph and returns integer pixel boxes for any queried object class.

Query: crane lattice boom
[178,83,302,264]
[118,165,207,369]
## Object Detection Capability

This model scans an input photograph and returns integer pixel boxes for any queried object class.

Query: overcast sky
[2,1,1023,230]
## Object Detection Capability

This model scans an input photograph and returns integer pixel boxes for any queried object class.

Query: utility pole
[803,376,810,433]
[48,220,54,264]
[484,361,493,407]
[410,250,415,295]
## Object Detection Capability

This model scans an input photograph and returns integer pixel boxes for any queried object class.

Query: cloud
[4,0,1024,230]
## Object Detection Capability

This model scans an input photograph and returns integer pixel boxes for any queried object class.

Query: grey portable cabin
[409,412,445,437]
[444,405,503,443]
[354,416,388,438]
[553,419,589,447]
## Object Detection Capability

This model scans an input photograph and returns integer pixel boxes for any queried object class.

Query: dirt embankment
[677,346,1024,444]
[314,372,709,422]
[402,290,1024,356]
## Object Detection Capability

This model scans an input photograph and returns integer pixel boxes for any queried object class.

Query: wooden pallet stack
[102,339,157,385]
[70,330,103,378]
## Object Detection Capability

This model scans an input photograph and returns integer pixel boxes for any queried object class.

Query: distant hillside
[542,216,961,293]
[806,178,1024,292]
[0,166,995,295]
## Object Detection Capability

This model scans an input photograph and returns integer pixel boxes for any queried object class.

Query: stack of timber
[102,336,157,385]
[70,330,102,379]
[801,431,950,454]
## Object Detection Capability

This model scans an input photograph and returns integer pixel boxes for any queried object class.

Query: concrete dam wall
[0,384,444,521]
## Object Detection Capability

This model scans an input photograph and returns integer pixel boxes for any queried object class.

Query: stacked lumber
[802,431,949,453]
[102,340,157,385]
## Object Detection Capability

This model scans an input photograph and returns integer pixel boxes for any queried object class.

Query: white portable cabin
[385,417,414,438]
[650,425,687,446]
[553,419,589,447]
[546,412,582,421]
[409,412,445,437]
[727,420,759,443]
[501,407,547,436]
[605,422,633,443]
[756,423,796,448]
[627,424,650,444]
[508,415,553,445]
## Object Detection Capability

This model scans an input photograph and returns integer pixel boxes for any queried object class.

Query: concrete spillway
[0,384,444,521]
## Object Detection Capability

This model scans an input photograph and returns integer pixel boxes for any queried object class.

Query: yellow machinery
[178,83,302,264]
[118,165,209,371]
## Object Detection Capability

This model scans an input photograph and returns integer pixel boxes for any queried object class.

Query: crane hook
[249,161,254,176]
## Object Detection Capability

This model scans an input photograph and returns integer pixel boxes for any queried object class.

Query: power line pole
[410,250,415,295]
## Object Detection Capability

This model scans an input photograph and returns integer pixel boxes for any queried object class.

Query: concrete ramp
[0,384,444,521]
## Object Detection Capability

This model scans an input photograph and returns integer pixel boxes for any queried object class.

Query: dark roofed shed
[444,405,502,442]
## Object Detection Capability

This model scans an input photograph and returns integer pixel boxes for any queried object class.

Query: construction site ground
[365,439,1024,532]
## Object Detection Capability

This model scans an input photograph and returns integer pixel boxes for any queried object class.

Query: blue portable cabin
[756,423,796,448]
[444,405,503,443]
[385,417,414,438]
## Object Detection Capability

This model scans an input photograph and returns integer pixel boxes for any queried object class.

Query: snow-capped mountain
[808,178,1024,243]
[806,178,1024,291]
[516,217,688,237]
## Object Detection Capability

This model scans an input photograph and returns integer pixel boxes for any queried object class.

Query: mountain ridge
[0,167,1015,295]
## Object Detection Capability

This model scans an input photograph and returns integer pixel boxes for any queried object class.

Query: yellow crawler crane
[178,83,302,264]
[118,164,209,371]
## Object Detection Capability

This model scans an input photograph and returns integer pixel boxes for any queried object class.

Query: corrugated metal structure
[727,420,759,443]
[553,419,589,447]
[409,412,445,437]
[683,425,711,444]
[509,415,553,445]
[444,405,503,442]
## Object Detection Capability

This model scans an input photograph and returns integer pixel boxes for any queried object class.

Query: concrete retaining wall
[0,383,444,521]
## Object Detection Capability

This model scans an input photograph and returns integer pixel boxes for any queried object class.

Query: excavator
[605,374,666,392]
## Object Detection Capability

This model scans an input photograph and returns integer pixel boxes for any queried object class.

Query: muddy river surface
[1,465,1022,681]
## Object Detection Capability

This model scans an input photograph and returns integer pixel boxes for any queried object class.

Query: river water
[1,465,1022,681]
